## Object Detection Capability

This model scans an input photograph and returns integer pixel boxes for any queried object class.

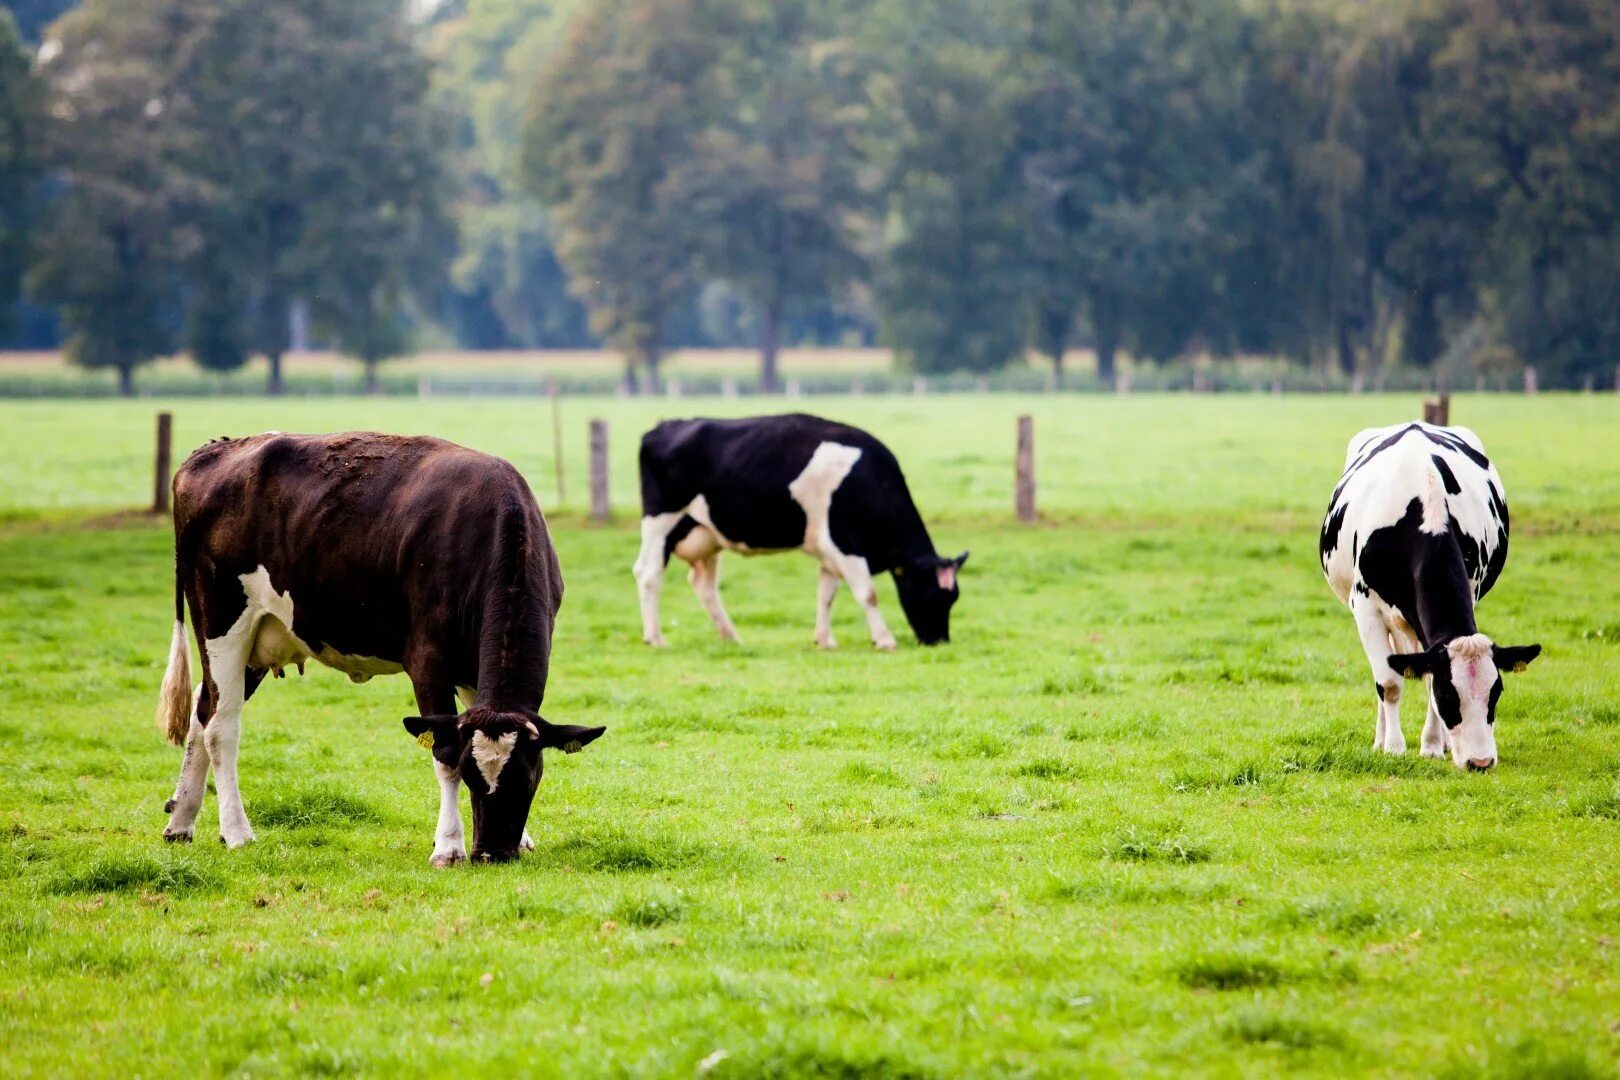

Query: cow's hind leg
[163,687,210,842]
[205,656,263,848]
[633,512,686,646]
[1352,594,1405,754]
[814,566,840,649]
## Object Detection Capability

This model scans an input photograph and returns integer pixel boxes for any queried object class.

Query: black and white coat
[633,414,967,650]
[1319,422,1540,770]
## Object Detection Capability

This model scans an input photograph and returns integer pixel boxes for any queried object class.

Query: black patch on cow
[1319,503,1348,570]
[1355,498,1478,648]
[1422,427,1491,470]
[1486,676,1503,726]
[1431,455,1461,494]
[1430,663,1464,729]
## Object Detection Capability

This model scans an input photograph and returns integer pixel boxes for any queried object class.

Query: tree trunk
[364,360,380,395]
[1092,291,1121,390]
[266,350,285,396]
[1039,304,1069,388]
[643,342,662,395]
[760,291,782,394]
[118,364,135,398]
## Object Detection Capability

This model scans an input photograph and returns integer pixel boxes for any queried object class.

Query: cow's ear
[936,551,967,590]
[403,715,462,768]
[537,722,606,754]
[1493,643,1542,673]
[1389,651,1440,679]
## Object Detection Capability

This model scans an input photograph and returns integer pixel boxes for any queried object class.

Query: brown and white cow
[155,432,603,864]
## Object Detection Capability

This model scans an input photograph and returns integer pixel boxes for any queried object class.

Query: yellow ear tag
[416,731,435,751]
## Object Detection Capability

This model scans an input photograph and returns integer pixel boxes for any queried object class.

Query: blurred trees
[24,0,450,393]
[0,10,43,341]
[8,0,1620,389]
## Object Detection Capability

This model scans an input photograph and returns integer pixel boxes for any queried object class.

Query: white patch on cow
[786,443,895,650]
[788,442,862,558]
[633,511,686,646]
[470,730,518,793]
[431,759,466,867]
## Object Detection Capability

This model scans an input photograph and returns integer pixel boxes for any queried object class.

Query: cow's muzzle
[1466,757,1496,772]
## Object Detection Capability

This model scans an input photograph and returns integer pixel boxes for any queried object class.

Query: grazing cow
[155,432,603,864]
[1319,422,1540,770]
[633,414,967,650]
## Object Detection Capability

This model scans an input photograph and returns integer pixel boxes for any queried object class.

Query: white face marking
[788,442,863,559]
[1444,634,1499,767]
[470,731,519,793]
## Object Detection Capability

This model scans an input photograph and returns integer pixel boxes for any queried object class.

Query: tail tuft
[157,620,192,745]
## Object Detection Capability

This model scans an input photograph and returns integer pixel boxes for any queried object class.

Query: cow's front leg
[431,760,467,867]
[838,555,896,651]
[1352,595,1404,753]
[1420,690,1449,759]
[814,566,840,649]
[633,512,685,646]
[163,688,209,842]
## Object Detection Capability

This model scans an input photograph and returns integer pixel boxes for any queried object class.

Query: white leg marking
[431,760,466,867]
[1352,594,1404,754]
[814,567,840,649]
[200,581,268,848]
[520,830,535,852]
[163,689,210,842]
[633,512,685,646]
[837,553,896,651]
[689,554,740,642]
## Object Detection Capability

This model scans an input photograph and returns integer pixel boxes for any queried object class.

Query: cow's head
[403,707,605,861]
[893,551,968,645]
[1389,635,1540,771]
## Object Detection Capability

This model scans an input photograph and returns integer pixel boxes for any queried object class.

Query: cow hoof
[1420,743,1447,760]
[645,635,667,648]
[163,827,194,843]
[163,797,177,814]
[874,640,897,652]
[520,832,535,852]
[219,828,256,849]
[430,850,466,868]
[814,638,837,650]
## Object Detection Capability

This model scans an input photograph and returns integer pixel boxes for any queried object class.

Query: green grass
[0,395,1617,1076]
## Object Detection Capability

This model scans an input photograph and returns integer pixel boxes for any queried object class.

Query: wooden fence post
[549,382,565,510]
[152,411,173,514]
[1423,393,1450,426]
[1015,415,1036,523]
[588,419,609,523]
[1523,366,1538,395]
[722,376,738,400]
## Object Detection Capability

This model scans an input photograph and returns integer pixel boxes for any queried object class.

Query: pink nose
[1466,757,1495,772]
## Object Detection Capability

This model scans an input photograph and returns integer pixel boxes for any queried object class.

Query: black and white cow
[155,432,604,864]
[1320,422,1540,770]
[633,414,967,650]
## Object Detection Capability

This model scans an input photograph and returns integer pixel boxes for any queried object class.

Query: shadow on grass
[252,785,383,829]
[540,828,707,873]
[1225,1008,1348,1051]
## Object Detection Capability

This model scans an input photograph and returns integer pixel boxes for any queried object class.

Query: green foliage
[0,9,44,341]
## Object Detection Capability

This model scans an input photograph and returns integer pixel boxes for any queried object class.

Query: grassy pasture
[0,395,1617,1077]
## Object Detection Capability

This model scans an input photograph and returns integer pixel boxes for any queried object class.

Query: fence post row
[153,411,173,515]
[589,418,610,523]
[1015,414,1036,524]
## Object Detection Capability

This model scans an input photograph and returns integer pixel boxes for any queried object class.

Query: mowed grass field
[1,395,1617,1077]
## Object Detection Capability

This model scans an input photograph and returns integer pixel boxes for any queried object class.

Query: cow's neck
[474,504,553,714]
[1412,535,1477,648]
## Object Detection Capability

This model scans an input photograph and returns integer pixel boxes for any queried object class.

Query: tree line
[0,0,1616,393]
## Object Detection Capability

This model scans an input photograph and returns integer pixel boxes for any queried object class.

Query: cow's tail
[156,561,193,746]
